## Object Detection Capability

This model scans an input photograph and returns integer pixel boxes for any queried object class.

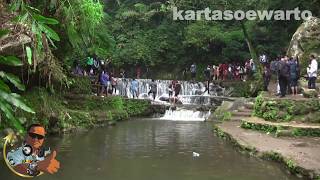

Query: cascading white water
[160,108,211,121]
[114,79,224,122]
[115,78,226,102]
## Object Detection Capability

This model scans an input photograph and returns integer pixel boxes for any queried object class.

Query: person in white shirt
[307,55,318,89]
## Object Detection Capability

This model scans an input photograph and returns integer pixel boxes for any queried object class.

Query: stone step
[240,117,320,137]
[229,116,246,121]
[232,111,252,117]
[237,108,253,113]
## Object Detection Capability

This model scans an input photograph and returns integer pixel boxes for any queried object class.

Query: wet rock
[159,96,169,102]
[213,101,234,120]
[196,106,211,111]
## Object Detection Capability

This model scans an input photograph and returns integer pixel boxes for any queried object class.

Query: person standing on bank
[148,79,157,101]
[262,65,271,91]
[307,55,318,89]
[100,70,110,97]
[289,57,300,95]
[173,81,181,104]
[204,65,211,94]
[278,56,290,98]
[168,80,176,100]
[130,79,139,99]
[190,63,197,82]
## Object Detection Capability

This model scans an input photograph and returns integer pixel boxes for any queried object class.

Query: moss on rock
[253,94,320,123]
[240,119,320,137]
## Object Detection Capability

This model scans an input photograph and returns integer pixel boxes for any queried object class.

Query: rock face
[287,17,320,60]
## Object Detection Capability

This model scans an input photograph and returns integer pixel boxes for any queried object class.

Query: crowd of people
[72,56,183,102]
[72,56,121,97]
[264,54,318,98]
[184,59,257,83]
[72,53,318,100]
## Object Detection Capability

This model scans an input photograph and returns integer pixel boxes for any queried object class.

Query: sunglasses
[28,133,45,140]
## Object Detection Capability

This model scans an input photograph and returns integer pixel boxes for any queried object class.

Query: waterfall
[115,79,227,102]
[160,108,211,121]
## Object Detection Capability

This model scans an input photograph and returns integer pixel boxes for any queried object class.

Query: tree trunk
[240,21,262,79]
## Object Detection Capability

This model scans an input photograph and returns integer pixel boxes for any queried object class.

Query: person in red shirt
[136,66,141,79]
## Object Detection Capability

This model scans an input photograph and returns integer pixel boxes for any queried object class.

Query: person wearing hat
[7,124,60,176]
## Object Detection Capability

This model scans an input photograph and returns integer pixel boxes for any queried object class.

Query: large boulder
[287,16,320,61]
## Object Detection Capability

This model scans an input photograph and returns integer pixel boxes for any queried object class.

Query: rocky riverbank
[214,121,320,179]
[212,96,320,179]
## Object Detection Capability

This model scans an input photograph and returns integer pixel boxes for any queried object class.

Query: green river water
[0,119,299,180]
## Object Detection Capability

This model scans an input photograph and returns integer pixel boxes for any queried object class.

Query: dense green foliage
[124,99,151,116]
[241,121,277,134]
[0,30,34,132]
[1,0,320,131]
[2,0,320,79]
[68,77,92,94]
[105,0,319,77]
[254,94,320,123]
[241,120,320,137]
[14,88,151,133]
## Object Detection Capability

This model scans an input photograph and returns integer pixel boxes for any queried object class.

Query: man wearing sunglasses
[7,124,60,176]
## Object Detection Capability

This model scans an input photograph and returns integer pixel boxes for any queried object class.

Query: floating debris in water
[193,152,200,157]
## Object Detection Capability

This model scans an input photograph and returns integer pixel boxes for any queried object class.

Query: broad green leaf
[39,24,60,41]
[0,99,24,132]
[0,29,10,39]
[47,37,57,49]
[31,21,37,33]
[67,23,82,48]
[0,90,35,113]
[26,46,32,65]
[9,0,21,12]
[11,13,29,23]
[0,71,25,91]
[0,56,23,66]
[0,79,11,92]
[20,13,29,23]
[25,5,40,13]
[33,14,59,25]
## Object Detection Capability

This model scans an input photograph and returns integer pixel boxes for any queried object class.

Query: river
[0,118,298,180]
